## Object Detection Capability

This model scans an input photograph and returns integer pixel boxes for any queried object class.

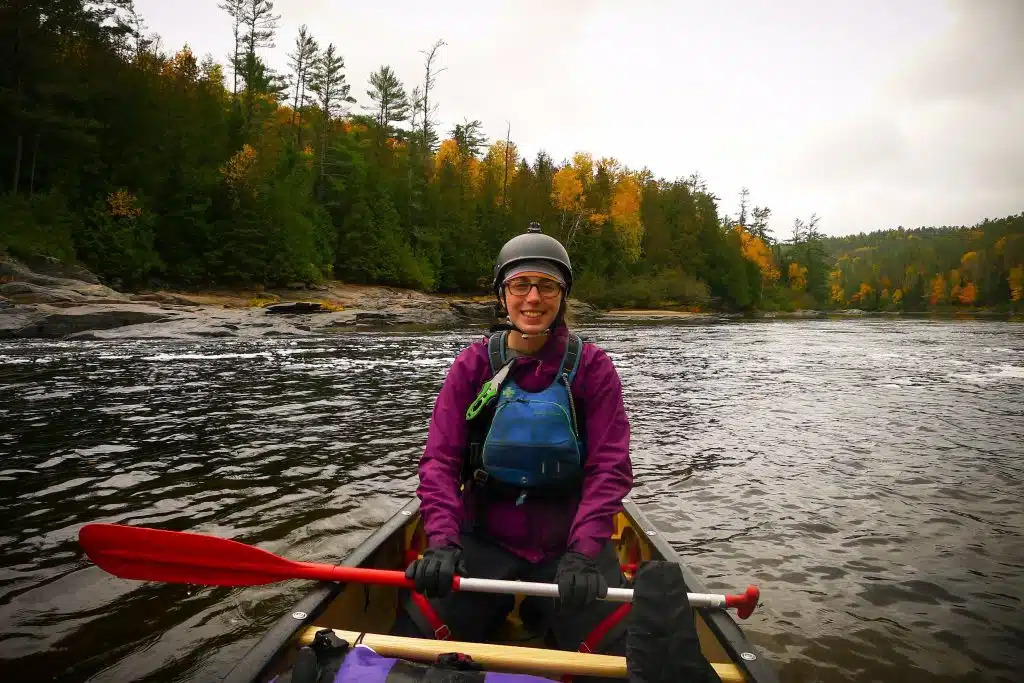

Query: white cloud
[783,0,1024,234]
[133,0,1022,238]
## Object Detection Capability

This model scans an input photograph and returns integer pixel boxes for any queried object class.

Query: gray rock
[449,300,497,320]
[9,254,102,284]
[0,257,124,300]
[566,298,600,320]
[0,282,85,304]
[12,304,174,338]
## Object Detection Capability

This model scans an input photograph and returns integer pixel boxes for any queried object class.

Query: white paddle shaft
[457,577,728,608]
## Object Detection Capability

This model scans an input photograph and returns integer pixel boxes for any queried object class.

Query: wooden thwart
[298,627,745,682]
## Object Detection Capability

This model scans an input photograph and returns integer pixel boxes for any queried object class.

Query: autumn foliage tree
[2,1,1021,315]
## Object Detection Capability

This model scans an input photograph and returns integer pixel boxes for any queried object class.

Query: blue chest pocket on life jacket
[479,333,585,491]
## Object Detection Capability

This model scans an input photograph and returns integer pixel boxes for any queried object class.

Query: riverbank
[1,256,1018,340]
[0,255,606,340]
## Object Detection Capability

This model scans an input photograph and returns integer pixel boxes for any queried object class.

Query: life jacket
[463,330,586,500]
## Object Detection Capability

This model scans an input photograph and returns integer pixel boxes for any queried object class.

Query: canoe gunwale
[621,498,780,683]
[221,496,778,683]
[219,498,419,683]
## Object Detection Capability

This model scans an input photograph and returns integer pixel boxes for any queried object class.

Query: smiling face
[502,273,564,335]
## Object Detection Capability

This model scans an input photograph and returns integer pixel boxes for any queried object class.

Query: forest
[3,0,1021,312]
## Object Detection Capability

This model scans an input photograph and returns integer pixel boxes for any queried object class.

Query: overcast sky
[133,0,1022,238]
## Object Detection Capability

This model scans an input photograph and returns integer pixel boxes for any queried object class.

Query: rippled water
[1,319,1022,683]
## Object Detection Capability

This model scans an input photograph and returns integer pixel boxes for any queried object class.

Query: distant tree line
[2,1,1021,312]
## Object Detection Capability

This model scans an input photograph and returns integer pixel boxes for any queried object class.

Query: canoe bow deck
[220,498,778,683]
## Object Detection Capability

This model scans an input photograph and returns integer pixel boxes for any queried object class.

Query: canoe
[219,497,778,683]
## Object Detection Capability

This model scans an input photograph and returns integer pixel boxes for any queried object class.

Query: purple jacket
[416,326,633,563]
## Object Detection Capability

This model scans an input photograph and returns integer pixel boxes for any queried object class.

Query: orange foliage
[736,226,779,282]
[339,120,369,136]
[107,189,142,218]
[850,281,873,305]
[958,282,978,305]
[610,175,643,262]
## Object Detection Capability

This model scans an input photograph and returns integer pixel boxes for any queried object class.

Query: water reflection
[0,319,1021,682]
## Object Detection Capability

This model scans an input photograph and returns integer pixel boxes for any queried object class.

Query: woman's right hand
[405,544,467,598]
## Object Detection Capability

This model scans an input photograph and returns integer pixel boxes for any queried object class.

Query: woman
[394,223,633,660]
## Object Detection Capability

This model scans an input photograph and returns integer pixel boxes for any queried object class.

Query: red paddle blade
[78,523,330,587]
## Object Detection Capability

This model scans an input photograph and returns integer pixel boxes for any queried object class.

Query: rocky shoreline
[0,256,603,340]
[2,256,1012,341]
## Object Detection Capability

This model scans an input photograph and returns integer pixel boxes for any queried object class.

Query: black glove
[555,550,608,609]
[405,544,467,598]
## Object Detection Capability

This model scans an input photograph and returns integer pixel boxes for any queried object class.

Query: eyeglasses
[505,278,563,298]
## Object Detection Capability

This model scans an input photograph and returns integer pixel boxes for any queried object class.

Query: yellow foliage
[476,140,519,199]
[929,274,947,305]
[788,262,807,291]
[434,138,462,173]
[247,295,280,307]
[995,237,1007,254]
[830,282,845,304]
[107,189,142,219]
[597,157,622,180]
[880,288,890,301]
[892,288,903,305]
[551,167,584,213]
[571,152,594,183]
[220,144,258,186]
[1009,266,1024,302]
[316,299,345,312]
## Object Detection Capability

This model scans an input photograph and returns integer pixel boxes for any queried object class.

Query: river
[1,318,1021,683]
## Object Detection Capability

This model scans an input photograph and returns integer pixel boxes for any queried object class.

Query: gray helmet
[492,222,573,296]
